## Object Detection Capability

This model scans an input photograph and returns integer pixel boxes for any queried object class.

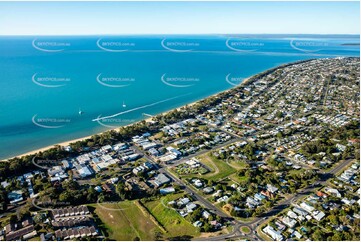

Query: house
[142,132,151,137]
[254,193,266,201]
[293,207,308,217]
[149,148,160,156]
[179,210,188,217]
[263,225,283,241]
[324,187,341,198]
[4,219,35,241]
[48,166,65,177]
[40,232,53,241]
[102,183,113,193]
[133,166,146,175]
[341,198,356,206]
[266,184,279,194]
[108,177,119,184]
[246,197,259,207]
[5,225,35,241]
[113,142,127,151]
[143,162,154,170]
[177,197,190,207]
[261,190,274,199]
[76,165,94,178]
[203,187,214,194]
[281,216,297,228]
[26,179,35,198]
[186,203,197,212]
[124,153,141,161]
[217,196,229,203]
[94,186,102,193]
[54,226,98,240]
[23,172,33,179]
[154,173,171,187]
[62,160,72,169]
[52,205,89,219]
[275,220,286,231]
[300,202,315,213]
[193,179,203,188]
[142,142,158,150]
[336,143,346,152]
[1,181,10,188]
[166,147,182,157]
[313,211,325,221]
[292,230,302,239]
[287,210,298,219]
[101,145,112,152]
[202,210,211,219]
[160,187,175,195]
[193,221,203,227]
[8,190,23,204]
[159,154,177,163]
[316,191,327,198]
[175,139,187,146]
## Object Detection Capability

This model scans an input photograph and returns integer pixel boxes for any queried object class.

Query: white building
[263,225,283,241]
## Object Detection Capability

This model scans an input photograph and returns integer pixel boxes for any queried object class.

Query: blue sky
[0,1,359,35]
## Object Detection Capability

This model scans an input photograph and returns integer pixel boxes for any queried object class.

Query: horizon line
[0,33,360,37]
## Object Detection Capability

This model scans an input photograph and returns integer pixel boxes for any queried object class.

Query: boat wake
[92,93,191,122]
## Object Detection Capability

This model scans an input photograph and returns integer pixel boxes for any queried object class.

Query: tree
[328,214,339,225]
[330,231,343,241]
[116,182,126,200]
[9,214,17,224]
[311,229,324,241]
[203,222,212,232]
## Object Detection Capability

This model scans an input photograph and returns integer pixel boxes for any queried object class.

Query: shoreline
[4,57,355,161]
[4,75,258,161]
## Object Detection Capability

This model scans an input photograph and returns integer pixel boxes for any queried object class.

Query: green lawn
[142,193,200,239]
[197,153,237,181]
[241,226,251,234]
[288,169,305,176]
[91,200,162,241]
[229,173,248,184]
[28,236,41,241]
[227,159,248,170]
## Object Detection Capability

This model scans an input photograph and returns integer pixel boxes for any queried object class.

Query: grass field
[227,159,248,170]
[197,153,236,181]
[91,200,162,240]
[229,173,248,184]
[241,226,251,234]
[142,193,200,239]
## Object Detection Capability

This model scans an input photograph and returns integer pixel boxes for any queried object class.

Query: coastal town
[0,57,359,241]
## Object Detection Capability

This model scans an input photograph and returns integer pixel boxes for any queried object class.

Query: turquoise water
[0,35,359,159]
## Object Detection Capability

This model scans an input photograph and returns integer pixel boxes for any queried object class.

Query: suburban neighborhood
[0,57,359,241]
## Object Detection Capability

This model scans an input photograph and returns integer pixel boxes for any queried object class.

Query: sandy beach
[6,77,251,161]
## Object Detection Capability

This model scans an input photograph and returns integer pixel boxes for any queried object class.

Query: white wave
[92,93,191,122]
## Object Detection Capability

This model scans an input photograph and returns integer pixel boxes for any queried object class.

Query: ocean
[0,35,359,159]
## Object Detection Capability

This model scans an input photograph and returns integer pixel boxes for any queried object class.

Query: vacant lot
[142,193,200,239]
[197,153,236,181]
[92,200,162,240]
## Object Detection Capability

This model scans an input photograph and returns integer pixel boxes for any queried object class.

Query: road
[193,158,355,241]
[132,140,235,219]
[131,108,355,241]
